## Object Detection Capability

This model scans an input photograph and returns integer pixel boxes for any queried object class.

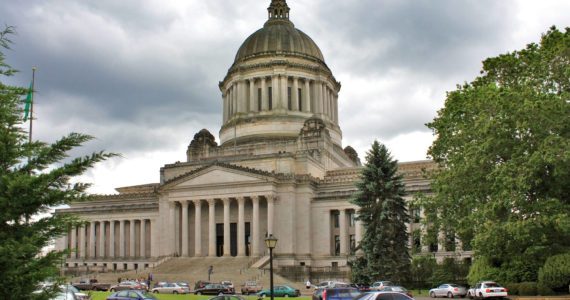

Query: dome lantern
[268,0,290,20]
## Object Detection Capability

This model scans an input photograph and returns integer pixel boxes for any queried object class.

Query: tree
[423,26,570,283]
[350,140,411,283]
[0,27,116,299]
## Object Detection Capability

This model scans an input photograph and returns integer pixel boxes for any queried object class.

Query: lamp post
[265,234,278,300]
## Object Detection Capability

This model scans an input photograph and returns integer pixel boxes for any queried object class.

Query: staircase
[91,256,307,293]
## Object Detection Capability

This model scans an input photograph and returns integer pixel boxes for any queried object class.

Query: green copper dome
[233,0,325,64]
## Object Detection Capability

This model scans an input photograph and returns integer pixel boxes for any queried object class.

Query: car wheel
[196,292,202,295]
[153,291,158,293]
[110,288,116,292]
[173,291,178,294]
[218,292,224,296]
[448,292,454,298]
[284,294,289,298]
[430,291,436,298]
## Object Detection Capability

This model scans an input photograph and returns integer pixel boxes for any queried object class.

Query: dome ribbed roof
[234,0,325,65]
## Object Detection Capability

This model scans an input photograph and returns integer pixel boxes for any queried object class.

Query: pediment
[171,166,268,188]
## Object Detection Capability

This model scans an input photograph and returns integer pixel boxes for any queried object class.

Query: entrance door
[216,224,223,257]
[230,223,237,256]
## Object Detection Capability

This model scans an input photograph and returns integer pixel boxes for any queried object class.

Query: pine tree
[0,27,116,299]
[350,140,411,283]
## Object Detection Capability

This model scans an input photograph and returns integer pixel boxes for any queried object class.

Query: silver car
[429,283,467,298]
[151,282,189,294]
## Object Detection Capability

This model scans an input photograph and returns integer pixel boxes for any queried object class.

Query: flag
[23,81,33,121]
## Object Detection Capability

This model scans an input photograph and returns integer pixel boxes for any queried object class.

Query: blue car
[106,290,157,300]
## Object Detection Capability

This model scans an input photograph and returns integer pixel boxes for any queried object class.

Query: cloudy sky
[1,0,568,194]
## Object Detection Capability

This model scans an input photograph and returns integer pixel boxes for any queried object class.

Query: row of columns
[67,219,153,259]
[223,75,338,123]
[332,209,362,257]
[171,195,275,258]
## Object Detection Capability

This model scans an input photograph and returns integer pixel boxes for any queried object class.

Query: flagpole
[29,66,36,144]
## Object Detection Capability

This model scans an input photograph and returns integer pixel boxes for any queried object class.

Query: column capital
[251,195,260,204]
[181,200,189,208]
[207,199,216,206]
[193,199,202,207]
[222,198,231,205]
[236,196,245,204]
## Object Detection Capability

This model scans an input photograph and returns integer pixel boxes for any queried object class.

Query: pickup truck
[72,279,111,291]
[241,281,263,295]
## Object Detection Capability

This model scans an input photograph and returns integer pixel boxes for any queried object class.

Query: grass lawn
[90,292,312,300]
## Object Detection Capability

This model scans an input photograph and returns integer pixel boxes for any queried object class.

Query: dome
[234,20,325,64]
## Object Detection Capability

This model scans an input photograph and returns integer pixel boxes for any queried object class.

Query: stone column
[119,220,125,257]
[271,75,278,109]
[237,197,246,257]
[223,198,231,257]
[252,196,260,256]
[237,80,245,113]
[355,217,364,255]
[140,219,146,258]
[223,92,228,123]
[129,220,136,257]
[181,200,189,256]
[249,79,256,112]
[261,77,268,111]
[420,209,429,252]
[267,195,275,235]
[232,85,238,116]
[79,225,86,259]
[292,77,299,111]
[99,221,105,258]
[339,209,347,255]
[168,202,176,256]
[280,75,288,109]
[334,94,339,123]
[314,81,322,114]
[438,228,446,252]
[208,199,216,257]
[194,200,202,256]
[304,80,311,112]
[407,222,413,250]
[109,221,115,258]
[89,221,96,258]
[150,219,158,257]
[69,227,77,258]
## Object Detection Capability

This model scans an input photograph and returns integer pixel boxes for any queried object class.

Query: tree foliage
[350,140,410,283]
[423,26,570,283]
[538,252,570,290]
[0,27,116,299]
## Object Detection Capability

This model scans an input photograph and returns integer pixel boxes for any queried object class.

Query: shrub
[504,283,519,296]
[518,282,537,296]
[536,284,555,296]
[538,252,570,290]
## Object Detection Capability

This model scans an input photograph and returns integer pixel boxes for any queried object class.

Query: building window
[334,235,340,256]
[268,87,273,110]
[333,212,339,228]
[298,88,302,110]
[287,87,292,110]
[258,88,262,111]
[349,211,355,227]
[349,234,356,255]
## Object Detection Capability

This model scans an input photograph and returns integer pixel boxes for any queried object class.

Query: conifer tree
[350,140,411,283]
[0,27,116,299]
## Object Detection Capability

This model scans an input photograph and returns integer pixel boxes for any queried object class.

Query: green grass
[90,292,312,300]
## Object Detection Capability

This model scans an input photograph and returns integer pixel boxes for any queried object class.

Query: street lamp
[265,234,278,300]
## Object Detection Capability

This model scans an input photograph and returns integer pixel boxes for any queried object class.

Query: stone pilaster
[252,196,260,256]
[129,220,136,257]
[208,199,217,257]
[99,221,105,258]
[181,200,189,256]
[140,219,146,258]
[339,209,347,256]
[237,197,246,257]
[194,200,202,256]
[223,198,231,257]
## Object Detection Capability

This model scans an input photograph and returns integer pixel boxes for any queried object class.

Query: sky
[1,0,568,194]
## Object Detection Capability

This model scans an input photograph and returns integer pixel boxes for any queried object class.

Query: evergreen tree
[0,27,116,299]
[350,140,411,283]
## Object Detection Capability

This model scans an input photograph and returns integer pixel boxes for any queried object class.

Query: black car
[194,283,234,295]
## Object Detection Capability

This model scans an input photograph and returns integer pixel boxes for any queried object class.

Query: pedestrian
[118,277,121,284]
[306,280,311,289]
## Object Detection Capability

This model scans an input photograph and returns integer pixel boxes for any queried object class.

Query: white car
[429,283,467,298]
[468,281,508,299]
[370,281,394,291]
[151,282,189,294]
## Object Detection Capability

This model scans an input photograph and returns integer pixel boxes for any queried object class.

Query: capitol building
[56,0,470,273]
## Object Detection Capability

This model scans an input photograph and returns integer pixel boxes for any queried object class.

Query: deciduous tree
[423,26,570,284]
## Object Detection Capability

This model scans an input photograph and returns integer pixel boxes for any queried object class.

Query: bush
[518,282,537,296]
[538,252,570,290]
[536,284,555,296]
[504,283,519,296]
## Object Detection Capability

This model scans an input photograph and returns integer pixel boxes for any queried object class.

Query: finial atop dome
[268,0,290,20]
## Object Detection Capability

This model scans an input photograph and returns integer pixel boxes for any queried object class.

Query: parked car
[241,280,263,295]
[312,287,362,300]
[349,284,370,293]
[315,281,349,289]
[72,278,111,291]
[370,281,394,291]
[177,282,190,290]
[60,285,91,300]
[379,286,413,298]
[195,283,235,295]
[151,282,189,294]
[258,285,300,297]
[195,280,211,290]
[221,280,235,289]
[467,281,507,299]
[355,291,414,300]
[52,291,79,300]
[429,283,467,298]
[106,290,157,300]
[109,281,146,292]
[209,295,247,300]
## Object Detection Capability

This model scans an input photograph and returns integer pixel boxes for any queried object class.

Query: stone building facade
[55,0,472,272]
